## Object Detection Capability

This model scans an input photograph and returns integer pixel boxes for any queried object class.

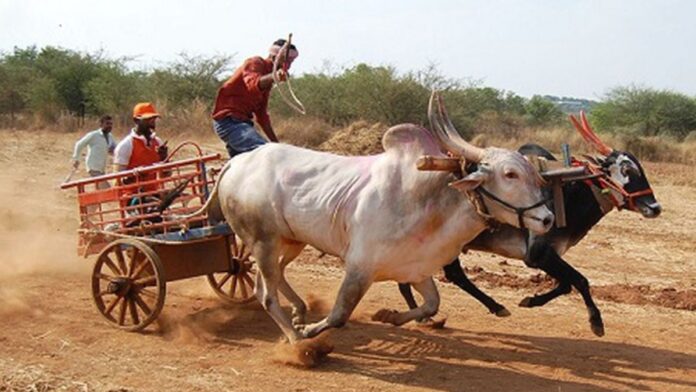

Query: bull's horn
[569,111,613,156]
[428,90,484,162]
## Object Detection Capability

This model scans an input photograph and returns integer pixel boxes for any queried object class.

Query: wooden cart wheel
[207,234,257,304]
[91,238,166,332]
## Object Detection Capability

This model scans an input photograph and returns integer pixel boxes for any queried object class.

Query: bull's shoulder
[382,124,442,156]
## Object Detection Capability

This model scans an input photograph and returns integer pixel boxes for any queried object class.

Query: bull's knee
[557,282,572,295]
[575,276,590,292]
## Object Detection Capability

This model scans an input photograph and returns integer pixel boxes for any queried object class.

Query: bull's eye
[504,171,519,180]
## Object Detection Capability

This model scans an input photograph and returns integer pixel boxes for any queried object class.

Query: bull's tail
[174,160,232,220]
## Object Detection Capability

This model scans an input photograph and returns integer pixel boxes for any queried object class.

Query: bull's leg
[442,259,510,317]
[277,243,308,326]
[398,258,509,318]
[560,261,604,337]
[520,242,604,337]
[374,278,439,326]
[520,240,571,307]
[299,269,372,339]
[253,241,302,343]
[398,283,419,310]
[518,280,571,307]
[397,282,436,325]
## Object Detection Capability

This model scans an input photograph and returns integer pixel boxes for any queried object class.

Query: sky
[1,0,695,100]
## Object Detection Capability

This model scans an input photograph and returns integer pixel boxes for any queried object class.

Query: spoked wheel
[91,239,166,331]
[207,234,257,304]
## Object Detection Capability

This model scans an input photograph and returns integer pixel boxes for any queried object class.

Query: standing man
[114,102,168,193]
[212,38,299,157]
[71,115,117,186]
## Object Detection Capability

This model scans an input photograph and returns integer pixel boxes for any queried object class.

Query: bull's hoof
[494,307,511,317]
[416,317,447,329]
[372,309,400,325]
[590,318,605,337]
[518,296,537,308]
[275,334,335,368]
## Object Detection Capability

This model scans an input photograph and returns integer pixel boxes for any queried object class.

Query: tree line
[1,46,695,140]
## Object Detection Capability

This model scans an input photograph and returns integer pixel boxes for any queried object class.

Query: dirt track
[1,129,695,391]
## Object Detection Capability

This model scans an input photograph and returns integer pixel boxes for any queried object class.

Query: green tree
[32,47,109,114]
[525,95,563,126]
[591,86,696,138]
[0,47,39,121]
[147,53,232,108]
[84,63,146,121]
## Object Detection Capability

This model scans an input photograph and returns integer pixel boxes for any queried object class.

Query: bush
[525,95,563,126]
[591,86,696,139]
[2,45,696,166]
[683,131,696,143]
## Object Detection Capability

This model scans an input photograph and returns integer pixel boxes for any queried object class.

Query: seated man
[113,103,169,223]
[114,102,168,181]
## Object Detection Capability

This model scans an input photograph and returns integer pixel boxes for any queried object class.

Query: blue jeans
[213,117,267,158]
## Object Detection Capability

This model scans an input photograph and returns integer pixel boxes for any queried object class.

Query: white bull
[214,93,554,343]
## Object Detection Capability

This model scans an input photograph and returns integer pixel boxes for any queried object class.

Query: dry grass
[5,107,696,166]
[154,99,211,136]
[471,126,696,165]
[274,116,337,148]
[318,121,388,155]
[0,360,93,392]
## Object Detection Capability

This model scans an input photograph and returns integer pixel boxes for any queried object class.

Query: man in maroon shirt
[212,38,298,157]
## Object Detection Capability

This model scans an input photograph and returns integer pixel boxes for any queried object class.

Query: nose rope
[475,187,550,229]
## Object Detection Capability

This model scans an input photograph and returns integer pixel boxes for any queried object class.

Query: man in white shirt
[72,115,117,188]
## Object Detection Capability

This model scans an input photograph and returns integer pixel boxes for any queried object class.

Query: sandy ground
[1,129,695,392]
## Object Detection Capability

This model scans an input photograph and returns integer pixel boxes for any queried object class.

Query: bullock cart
[61,142,255,331]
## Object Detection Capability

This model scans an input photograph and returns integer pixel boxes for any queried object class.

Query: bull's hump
[382,124,442,157]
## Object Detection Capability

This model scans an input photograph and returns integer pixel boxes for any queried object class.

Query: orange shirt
[212,56,273,130]
[127,136,161,170]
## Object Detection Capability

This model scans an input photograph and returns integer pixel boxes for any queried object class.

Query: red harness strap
[572,158,654,211]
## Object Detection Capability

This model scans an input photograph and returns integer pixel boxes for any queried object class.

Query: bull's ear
[449,170,488,192]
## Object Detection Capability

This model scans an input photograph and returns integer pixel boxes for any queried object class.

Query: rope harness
[475,187,550,230]
[458,163,550,231]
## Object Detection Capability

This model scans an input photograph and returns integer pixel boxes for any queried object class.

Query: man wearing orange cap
[114,102,168,173]
[212,38,298,157]
[112,103,169,220]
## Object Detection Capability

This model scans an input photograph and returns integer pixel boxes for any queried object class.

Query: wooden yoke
[417,154,589,229]
[539,161,587,228]
[416,155,462,172]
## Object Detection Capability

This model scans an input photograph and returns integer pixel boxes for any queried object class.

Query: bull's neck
[562,181,611,245]
[425,172,491,246]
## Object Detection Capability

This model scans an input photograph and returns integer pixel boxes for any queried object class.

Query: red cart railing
[61,143,222,256]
